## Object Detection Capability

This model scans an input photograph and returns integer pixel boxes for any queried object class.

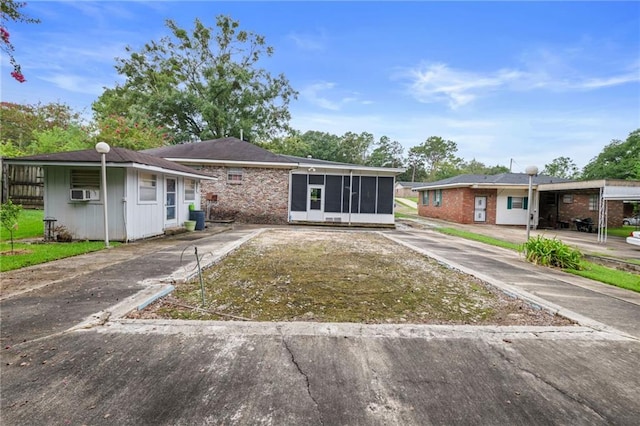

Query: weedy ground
[133,229,572,326]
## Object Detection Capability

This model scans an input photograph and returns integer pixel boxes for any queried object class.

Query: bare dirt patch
[131,229,573,326]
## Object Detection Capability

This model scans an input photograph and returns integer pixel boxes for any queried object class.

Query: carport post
[525,165,538,241]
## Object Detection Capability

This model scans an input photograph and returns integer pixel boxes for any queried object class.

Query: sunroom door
[308,185,324,221]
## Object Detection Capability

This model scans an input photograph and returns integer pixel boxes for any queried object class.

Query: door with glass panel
[165,177,177,225]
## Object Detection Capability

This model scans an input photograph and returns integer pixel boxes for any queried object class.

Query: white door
[165,177,177,226]
[474,196,487,222]
[308,185,324,221]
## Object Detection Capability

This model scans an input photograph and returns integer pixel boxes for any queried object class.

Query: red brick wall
[557,193,624,228]
[199,166,290,224]
[417,188,497,224]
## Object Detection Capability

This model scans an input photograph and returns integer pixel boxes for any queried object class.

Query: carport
[537,179,640,244]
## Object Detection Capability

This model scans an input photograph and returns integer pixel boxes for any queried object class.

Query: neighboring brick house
[145,138,404,226]
[414,174,639,231]
[395,181,429,198]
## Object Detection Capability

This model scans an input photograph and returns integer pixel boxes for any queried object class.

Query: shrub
[521,236,583,270]
[0,200,22,253]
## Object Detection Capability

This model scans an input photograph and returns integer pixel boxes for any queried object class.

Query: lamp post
[95,142,111,248]
[525,165,539,241]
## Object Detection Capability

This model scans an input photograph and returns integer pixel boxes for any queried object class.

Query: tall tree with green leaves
[582,129,640,180]
[542,156,580,179]
[411,136,460,181]
[0,102,86,156]
[367,136,404,168]
[93,15,297,143]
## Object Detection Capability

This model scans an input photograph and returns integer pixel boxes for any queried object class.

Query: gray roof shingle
[8,147,212,177]
[415,173,572,189]
[144,137,294,164]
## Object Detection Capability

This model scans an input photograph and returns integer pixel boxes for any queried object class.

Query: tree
[0,102,85,156]
[259,131,310,158]
[542,157,580,179]
[93,15,297,143]
[411,136,460,181]
[32,125,93,153]
[457,159,509,175]
[582,129,640,180]
[0,199,22,253]
[95,115,170,150]
[338,131,374,164]
[1,0,40,82]
[405,146,427,182]
[367,136,404,168]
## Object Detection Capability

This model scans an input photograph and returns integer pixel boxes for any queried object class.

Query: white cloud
[299,82,371,111]
[287,31,327,51]
[399,63,521,109]
[39,73,109,96]
[398,59,639,109]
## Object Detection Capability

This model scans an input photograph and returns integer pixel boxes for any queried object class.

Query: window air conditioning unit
[70,189,99,201]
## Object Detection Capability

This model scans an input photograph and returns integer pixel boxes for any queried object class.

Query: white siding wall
[495,189,538,226]
[44,166,126,241]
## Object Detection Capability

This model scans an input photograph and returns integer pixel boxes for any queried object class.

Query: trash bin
[189,210,206,231]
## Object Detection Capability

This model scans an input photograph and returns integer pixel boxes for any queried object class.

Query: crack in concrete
[494,344,610,423]
[279,329,324,426]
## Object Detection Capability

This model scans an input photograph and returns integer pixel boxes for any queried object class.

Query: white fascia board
[537,180,606,191]
[129,163,216,180]
[293,164,405,175]
[164,158,297,169]
[413,183,533,191]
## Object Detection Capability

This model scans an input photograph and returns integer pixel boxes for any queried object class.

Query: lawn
[430,226,639,293]
[0,209,45,241]
[607,226,639,238]
[0,208,117,272]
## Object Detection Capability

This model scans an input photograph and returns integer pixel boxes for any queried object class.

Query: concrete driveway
[1,225,639,425]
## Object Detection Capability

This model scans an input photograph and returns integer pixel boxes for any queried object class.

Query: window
[421,191,429,206]
[589,194,599,211]
[562,194,573,204]
[184,179,196,201]
[433,190,442,206]
[507,196,528,209]
[139,172,157,202]
[71,169,100,189]
[227,168,243,183]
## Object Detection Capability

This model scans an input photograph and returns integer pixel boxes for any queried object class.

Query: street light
[95,142,110,248]
[525,165,539,241]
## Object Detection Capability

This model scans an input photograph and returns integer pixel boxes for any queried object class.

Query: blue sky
[1,1,639,172]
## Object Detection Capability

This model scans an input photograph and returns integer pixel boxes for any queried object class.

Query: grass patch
[0,241,116,272]
[436,227,521,251]
[0,209,44,241]
[567,262,640,292]
[143,230,570,326]
[432,225,639,292]
[607,226,639,238]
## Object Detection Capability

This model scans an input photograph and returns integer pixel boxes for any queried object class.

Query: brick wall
[556,193,623,227]
[199,166,290,224]
[417,188,497,224]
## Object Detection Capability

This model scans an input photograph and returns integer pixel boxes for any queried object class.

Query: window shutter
[507,196,512,209]
[523,197,529,210]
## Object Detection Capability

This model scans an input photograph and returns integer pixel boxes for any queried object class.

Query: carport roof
[538,179,640,200]
[412,173,570,191]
